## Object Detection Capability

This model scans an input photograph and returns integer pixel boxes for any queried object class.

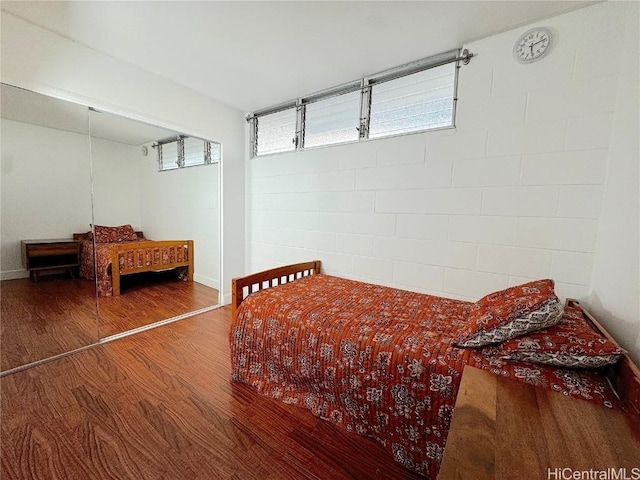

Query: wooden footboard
[568,299,640,415]
[231,260,321,316]
[111,240,194,296]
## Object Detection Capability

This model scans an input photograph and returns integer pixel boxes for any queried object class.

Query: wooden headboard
[568,299,640,416]
[231,260,321,316]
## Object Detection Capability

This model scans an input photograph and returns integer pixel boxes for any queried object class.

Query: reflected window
[156,136,220,171]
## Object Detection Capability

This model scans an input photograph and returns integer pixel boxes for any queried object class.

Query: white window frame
[248,48,472,158]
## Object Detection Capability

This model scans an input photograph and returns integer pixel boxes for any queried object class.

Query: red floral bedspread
[230,274,619,479]
[79,239,188,297]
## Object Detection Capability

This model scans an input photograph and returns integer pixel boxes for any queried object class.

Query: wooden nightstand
[21,239,81,282]
[438,366,640,479]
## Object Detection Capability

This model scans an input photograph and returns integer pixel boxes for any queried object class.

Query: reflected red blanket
[79,239,188,297]
[230,274,618,478]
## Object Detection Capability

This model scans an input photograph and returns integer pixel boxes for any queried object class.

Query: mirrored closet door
[88,110,221,338]
[1,83,221,373]
[0,84,98,372]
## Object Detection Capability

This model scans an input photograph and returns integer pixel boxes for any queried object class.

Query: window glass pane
[369,63,455,139]
[210,142,221,163]
[304,90,360,148]
[159,141,179,170]
[183,136,204,167]
[256,108,296,156]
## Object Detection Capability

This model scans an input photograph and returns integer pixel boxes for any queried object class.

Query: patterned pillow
[454,279,563,348]
[93,224,138,243]
[482,303,625,368]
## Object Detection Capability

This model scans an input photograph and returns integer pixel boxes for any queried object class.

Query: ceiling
[1,1,597,113]
[1,84,178,146]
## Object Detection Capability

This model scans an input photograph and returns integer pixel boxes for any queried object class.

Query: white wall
[589,2,640,364]
[1,12,245,302]
[90,137,142,230]
[138,145,220,290]
[0,119,93,279]
[245,3,639,358]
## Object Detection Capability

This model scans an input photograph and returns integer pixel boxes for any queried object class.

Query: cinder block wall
[245,2,633,305]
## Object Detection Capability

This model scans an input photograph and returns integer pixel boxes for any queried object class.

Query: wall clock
[513,27,554,63]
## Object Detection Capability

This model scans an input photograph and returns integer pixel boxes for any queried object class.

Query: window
[304,89,361,148]
[183,136,204,167]
[369,63,456,139]
[256,107,297,156]
[248,49,472,157]
[155,135,220,171]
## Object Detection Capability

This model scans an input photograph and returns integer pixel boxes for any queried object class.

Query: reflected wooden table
[438,366,640,479]
[21,238,80,282]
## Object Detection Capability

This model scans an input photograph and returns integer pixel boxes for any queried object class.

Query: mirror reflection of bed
[88,109,221,338]
[0,83,221,373]
[83,229,218,337]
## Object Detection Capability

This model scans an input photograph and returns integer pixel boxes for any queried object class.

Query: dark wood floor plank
[1,277,98,371]
[98,272,219,338]
[1,275,219,371]
[2,306,421,479]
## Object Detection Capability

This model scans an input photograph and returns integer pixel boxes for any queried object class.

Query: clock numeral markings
[515,29,551,62]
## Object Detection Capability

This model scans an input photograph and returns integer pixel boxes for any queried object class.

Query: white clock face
[514,28,553,63]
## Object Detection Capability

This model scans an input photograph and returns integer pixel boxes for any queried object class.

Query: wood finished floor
[1,306,422,480]
[98,271,218,338]
[1,275,218,371]
[1,276,97,372]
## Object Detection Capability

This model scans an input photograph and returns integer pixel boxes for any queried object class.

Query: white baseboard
[222,293,231,305]
[1,269,29,281]
[194,273,219,291]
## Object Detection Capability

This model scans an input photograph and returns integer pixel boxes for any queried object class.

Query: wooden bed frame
[231,260,321,316]
[109,239,194,296]
[231,261,640,416]
[74,232,194,296]
[570,298,640,415]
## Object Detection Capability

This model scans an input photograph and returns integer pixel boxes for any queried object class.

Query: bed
[75,224,193,297]
[230,261,640,479]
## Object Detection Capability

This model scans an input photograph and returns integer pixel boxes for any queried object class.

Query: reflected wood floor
[1,307,422,480]
[1,275,218,371]
[98,271,219,337]
[1,276,97,372]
